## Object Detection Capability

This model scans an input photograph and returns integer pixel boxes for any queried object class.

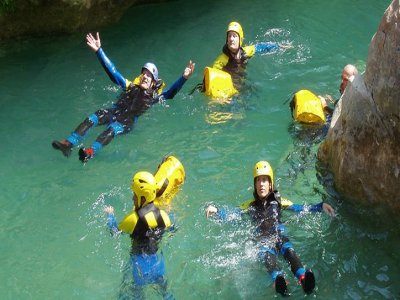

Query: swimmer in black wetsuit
[52,32,195,162]
[104,171,175,299]
[205,161,335,296]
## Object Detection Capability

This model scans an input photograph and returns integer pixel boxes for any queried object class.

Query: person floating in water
[293,64,359,119]
[205,161,335,296]
[104,171,175,299]
[52,32,195,162]
[192,21,291,98]
[288,64,359,144]
[212,21,290,88]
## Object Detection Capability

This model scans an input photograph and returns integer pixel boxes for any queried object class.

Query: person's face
[340,69,353,94]
[255,175,271,198]
[140,69,154,90]
[227,31,240,53]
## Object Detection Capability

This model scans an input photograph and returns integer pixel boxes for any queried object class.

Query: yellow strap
[144,212,158,228]
[160,210,172,228]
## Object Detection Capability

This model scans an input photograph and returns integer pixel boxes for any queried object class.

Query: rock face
[0,0,137,40]
[318,0,400,211]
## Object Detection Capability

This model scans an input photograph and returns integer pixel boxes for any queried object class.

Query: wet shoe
[78,147,94,163]
[300,269,315,294]
[52,140,72,157]
[275,274,289,297]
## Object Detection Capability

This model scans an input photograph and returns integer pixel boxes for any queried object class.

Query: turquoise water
[1,0,398,299]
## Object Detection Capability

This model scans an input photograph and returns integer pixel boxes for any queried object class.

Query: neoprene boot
[275,274,289,297]
[52,140,72,157]
[78,147,94,163]
[300,269,315,294]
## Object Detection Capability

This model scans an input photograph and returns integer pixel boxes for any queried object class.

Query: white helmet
[142,62,159,81]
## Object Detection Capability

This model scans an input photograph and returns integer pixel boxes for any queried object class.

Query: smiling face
[255,175,272,198]
[227,31,240,53]
[139,68,154,90]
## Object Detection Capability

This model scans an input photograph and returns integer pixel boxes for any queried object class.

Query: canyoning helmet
[131,171,157,208]
[227,21,244,47]
[253,161,274,188]
[142,62,159,81]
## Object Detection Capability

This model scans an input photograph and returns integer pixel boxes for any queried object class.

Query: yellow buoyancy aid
[292,90,326,124]
[153,156,185,207]
[239,197,294,210]
[118,203,172,235]
[203,67,238,100]
[128,75,165,95]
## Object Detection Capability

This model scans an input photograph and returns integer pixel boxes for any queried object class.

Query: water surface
[0,0,398,299]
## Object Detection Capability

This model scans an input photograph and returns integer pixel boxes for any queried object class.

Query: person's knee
[109,122,125,135]
[280,241,294,256]
[88,113,99,126]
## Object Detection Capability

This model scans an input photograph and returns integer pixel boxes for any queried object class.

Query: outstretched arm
[285,200,335,217]
[104,206,122,235]
[254,42,292,54]
[205,204,242,221]
[86,32,128,90]
[255,42,280,53]
[161,60,195,100]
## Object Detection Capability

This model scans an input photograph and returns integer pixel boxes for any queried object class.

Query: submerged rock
[318,0,400,211]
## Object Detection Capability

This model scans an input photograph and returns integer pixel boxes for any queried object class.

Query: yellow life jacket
[154,156,185,207]
[118,203,171,235]
[207,45,255,100]
[292,90,326,124]
[203,67,238,100]
[127,75,165,95]
[212,45,256,70]
[239,197,294,210]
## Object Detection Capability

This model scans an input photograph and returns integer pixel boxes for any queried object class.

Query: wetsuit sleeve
[285,201,324,213]
[212,206,242,222]
[106,213,121,235]
[254,42,280,54]
[160,76,187,100]
[96,48,128,90]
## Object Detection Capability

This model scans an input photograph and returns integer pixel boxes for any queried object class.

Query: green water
[1,0,398,299]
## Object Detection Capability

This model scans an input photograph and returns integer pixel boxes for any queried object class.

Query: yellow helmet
[253,161,274,187]
[227,21,244,47]
[131,171,157,208]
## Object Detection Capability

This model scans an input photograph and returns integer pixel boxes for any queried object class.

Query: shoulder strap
[137,203,166,229]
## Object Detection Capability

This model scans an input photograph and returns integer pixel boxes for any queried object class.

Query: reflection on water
[205,98,247,125]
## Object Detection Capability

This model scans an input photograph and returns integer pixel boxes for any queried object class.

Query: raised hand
[86,32,102,52]
[183,60,196,79]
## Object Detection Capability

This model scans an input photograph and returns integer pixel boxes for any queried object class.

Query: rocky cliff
[318,0,400,211]
[0,0,164,40]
